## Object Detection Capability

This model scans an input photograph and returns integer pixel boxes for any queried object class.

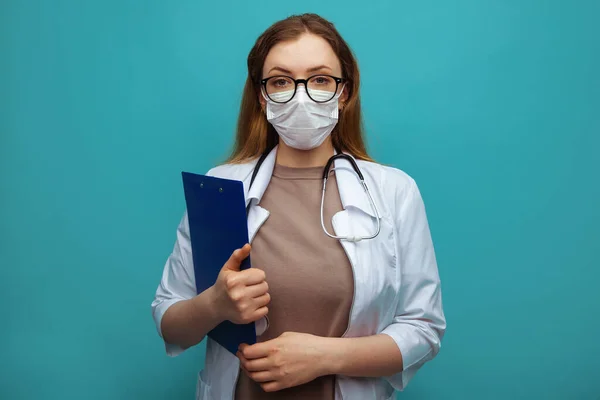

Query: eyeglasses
[260,74,344,104]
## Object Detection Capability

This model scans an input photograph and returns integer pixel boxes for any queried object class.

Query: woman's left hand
[237,331,330,392]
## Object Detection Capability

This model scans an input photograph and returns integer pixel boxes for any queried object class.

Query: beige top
[234,163,354,400]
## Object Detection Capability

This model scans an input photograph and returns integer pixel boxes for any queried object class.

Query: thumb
[223,244,251,272]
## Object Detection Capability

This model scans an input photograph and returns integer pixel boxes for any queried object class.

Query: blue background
[1,1,599,399]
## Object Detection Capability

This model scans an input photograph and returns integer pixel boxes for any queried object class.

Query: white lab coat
[152,146,446,400]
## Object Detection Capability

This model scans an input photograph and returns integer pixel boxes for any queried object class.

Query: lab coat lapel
[247,206,269,243]
[331,163,374,337]
[243,146,278,243]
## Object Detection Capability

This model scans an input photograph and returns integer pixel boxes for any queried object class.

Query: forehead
[262,33,342,77]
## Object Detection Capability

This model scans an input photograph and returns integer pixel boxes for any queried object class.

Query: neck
[276,139,335,168]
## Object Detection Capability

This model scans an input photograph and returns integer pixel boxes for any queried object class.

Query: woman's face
[260,33,348,107]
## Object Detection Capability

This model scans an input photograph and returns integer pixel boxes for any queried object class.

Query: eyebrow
[267,65,333,75]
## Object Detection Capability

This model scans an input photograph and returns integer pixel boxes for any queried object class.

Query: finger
[244,281,269,298]
[237,346,258,372]
[241,340,272,360]
[252,293,271,309]
[252,306,269,322]
[249,370,274,383]
[223,244,251,272]
[237,268,267,286]
[244,356,273,372]
[236,351,250,373]
[261,381,282,392]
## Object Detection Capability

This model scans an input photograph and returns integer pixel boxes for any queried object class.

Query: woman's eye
[273,79,290,87]
[313,76,332,85]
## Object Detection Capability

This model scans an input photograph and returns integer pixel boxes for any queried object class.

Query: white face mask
[263,86,345,150]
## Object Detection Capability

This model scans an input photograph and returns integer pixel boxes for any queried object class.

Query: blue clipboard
[182,171,257,355]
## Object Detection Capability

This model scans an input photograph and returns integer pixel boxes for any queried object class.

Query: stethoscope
[247,147,381,242]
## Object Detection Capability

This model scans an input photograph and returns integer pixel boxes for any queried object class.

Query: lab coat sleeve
[380,176,446,391]
[151,210,197,357]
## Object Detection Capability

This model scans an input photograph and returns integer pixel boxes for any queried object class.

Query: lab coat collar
[244,145,380,219]
[244,146,278,208]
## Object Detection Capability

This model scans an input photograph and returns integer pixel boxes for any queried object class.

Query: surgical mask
[263,86,345,150]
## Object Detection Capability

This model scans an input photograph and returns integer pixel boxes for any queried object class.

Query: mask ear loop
[335,83,347,110]
[260,86,270,103]
[258,86,267,115]
[336,83,347,98]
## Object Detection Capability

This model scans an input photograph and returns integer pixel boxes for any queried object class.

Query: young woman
[152,13,446,400]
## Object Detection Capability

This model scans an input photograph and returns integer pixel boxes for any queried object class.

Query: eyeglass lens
[265,75,338,103]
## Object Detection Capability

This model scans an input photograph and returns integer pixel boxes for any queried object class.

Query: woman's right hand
[212,244,270,325]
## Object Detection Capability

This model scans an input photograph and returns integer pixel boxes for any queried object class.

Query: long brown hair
[227,13,372,163]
